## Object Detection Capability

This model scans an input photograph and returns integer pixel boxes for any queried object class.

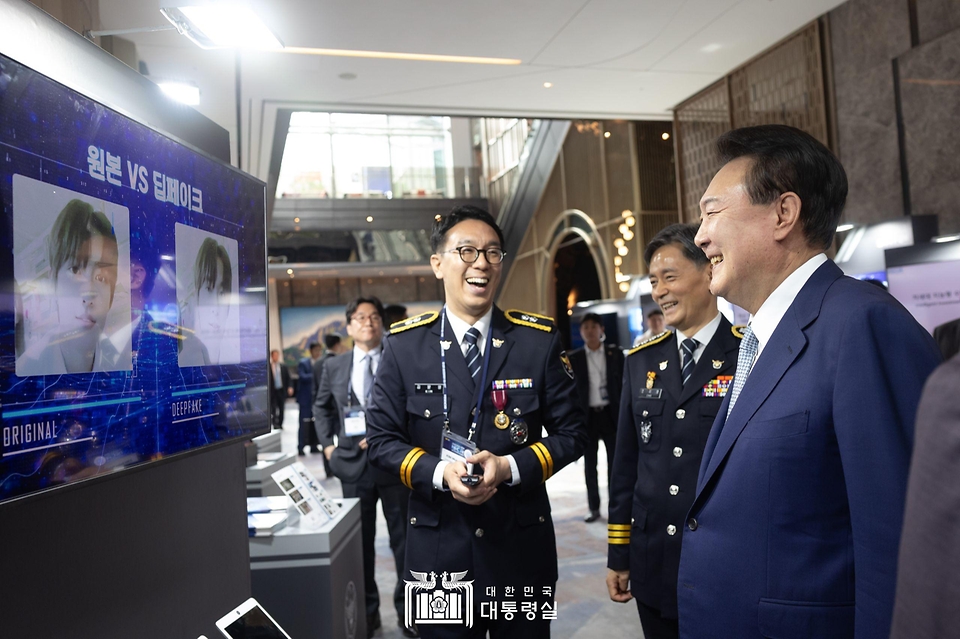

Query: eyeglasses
[350,314,381,325]
[443,246,506,264]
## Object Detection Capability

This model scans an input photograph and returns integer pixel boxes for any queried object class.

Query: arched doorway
[553,233,602,348]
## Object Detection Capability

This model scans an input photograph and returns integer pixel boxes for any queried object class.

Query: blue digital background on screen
[0,54,269,503]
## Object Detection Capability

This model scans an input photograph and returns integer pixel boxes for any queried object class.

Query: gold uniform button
[673,447,683,457]
[676,409,686,419]
[424,409,431,418]
[475,528,484,538]
[410,517,417,525]
[667,524,677,536]
[669,485,679,496]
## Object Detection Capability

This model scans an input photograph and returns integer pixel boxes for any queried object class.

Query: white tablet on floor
[215,597,293,639]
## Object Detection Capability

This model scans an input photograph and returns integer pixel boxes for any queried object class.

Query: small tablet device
[215,597,292,639]
[460,474,481,487]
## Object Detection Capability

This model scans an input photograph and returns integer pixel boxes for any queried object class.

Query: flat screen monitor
[0,53,269,504]
[886,240,960,334]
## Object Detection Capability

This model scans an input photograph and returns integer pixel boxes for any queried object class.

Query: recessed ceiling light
[543,82,553,88]
[366,216,374,223]
[293,217,300,223]
[661,132,671,141]
[286,268,294,275]
[701,43,723,54]
[338,72,357,80]
[604,131,611,138]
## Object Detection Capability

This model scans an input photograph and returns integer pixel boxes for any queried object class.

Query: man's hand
[443,461,497,506]
[323,445,335,460]
[606,569,632,603]
[468,450,513,488]
[358,437,368,451]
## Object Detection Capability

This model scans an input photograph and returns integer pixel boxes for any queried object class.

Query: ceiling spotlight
[294,217,300,223]
[604,131,611,138]
[543,82,553,88]
[662,132,671,141]
[618,224,628,235]
[622,209,633,218]
[366,216,374,223]
[623,230,634,241]
[614,256,622,267]
[286,268,294,275]
[567,309,573,316]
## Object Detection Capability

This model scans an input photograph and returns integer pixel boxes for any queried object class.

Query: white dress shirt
[750,253,828,361]
[675,313,722,365]
[585,344,608,408]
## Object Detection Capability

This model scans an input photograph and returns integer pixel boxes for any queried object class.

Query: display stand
[252,429,282,453]
[250,498,366,639]
[246,452,297,496]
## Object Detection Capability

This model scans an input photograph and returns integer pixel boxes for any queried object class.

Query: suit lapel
[695,261,843,497]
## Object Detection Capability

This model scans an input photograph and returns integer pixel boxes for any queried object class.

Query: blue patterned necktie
[726,325,759,420]
[463,327,482,381]
[680,337,699,387]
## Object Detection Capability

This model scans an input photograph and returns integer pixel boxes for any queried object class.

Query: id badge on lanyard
[342,406,366,437]
[441,430,478,473]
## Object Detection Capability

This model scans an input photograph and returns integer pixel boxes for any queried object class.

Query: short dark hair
[323,334,341,349]
[194,237,232,297]
[644,223,709,268]
[581,313,603,327]
[430,205,505,254]
[308,341,321,351]
[383,304,407,326]
[646,308,663,318]
[345,296,385,323]
[49,199,118,292]
[715,124,848,250]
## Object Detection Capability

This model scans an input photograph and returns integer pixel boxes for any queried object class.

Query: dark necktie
[726,325,759,420]
[681,337,699,387]
[362,353,375,406]
[463,327,482,382]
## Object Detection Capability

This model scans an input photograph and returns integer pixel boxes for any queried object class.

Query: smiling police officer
[366,205,587,639]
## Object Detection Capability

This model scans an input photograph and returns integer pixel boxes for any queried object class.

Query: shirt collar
[675,312,722,349]
[445,306,494,345]
[352,342,382,364]
[750,253,828,351]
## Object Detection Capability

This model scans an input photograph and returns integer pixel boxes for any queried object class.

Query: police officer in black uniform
[606,223,742,639]
[366,205,588,639]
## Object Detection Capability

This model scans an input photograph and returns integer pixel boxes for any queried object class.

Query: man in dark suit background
[296,342,323,456]
[933,316,960,360]
[677,125,941,639]
[890,353,960,639]
[268,348,291,429]
[313,296,414,638]
[569,313,624,523]
[606,223,740,639]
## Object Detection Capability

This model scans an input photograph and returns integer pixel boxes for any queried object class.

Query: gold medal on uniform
[646,371,656,389]
[491,386,510,429]
[712,359,723,369]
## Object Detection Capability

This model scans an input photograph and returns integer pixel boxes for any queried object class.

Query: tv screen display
[887,259,960,333]
[0,53,269,504]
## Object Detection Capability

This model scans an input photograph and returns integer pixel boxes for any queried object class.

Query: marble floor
[276,404,644,638]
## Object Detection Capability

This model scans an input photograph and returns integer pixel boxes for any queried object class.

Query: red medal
[492,387,510,429]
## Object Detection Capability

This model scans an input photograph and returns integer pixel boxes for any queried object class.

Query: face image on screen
[175,224,241,367]
[223,605,290,639]
[12,175,132,376]
[0,53,269,504]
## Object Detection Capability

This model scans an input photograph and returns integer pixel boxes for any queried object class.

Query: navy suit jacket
[676,260,941,639]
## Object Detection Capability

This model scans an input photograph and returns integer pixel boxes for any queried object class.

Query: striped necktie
[681,337,699,387]
[726,325,759,420]
[463,327,482,381]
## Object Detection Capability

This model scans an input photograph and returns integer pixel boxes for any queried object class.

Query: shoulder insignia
[390,311,440,334]
[505,309,555,332]
[731,325,746,339]
[627,330,671,356]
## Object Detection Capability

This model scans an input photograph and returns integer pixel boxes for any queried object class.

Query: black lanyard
[439,307,492,442]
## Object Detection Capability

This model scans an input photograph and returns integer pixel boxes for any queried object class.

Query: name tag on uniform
[440,430,478,472]
[342,407,367,436]
[415,383,444,394]
[637,388,662,399]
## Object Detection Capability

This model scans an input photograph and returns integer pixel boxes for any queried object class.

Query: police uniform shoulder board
[731,325,747,339]
[504,309,555,333]
[627,330,671,356]
[390,311,440,334]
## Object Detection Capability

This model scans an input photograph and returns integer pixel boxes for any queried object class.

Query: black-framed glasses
[350,313,381,325]
[443,246,506,264]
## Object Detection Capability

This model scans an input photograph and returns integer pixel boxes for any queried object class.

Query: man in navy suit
[677,124,941,639]
[296,341,323,456]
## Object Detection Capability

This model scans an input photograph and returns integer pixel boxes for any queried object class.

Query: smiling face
[55,234,118,335]
[196,260,229,335]
[696,157,782,314]
[346,302,383,352]
[648,243,716,336]
[430,218,503,323]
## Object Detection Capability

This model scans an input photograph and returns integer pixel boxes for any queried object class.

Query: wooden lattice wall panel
[675,80,731,222]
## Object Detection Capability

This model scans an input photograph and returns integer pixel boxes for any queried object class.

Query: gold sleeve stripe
[608,524,631,531]
[608,531,631,538]
[400,447,427,489]
[530,443,548,480]
[531,442,554,480]
[608,538,631,545]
